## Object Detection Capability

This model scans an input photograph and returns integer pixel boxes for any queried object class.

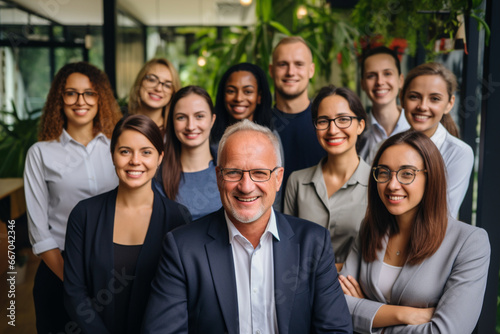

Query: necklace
[396,250,401,256]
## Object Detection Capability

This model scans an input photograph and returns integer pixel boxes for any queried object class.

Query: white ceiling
[5,0,256,26]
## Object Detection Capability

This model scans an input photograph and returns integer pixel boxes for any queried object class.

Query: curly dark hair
[38,62,120,141]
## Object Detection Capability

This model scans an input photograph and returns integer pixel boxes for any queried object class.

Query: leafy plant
[0,102,41,178]
[351,0,489,57]
[183,0,359,98]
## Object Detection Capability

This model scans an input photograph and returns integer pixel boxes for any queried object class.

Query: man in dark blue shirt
[269,36,326,191]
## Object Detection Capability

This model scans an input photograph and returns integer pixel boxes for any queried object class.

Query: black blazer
[64,186,191,333]
[142,208,352,333]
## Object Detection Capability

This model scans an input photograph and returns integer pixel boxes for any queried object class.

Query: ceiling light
[197,56,207,67]
[297,5,308,19]
[240,0,252,6]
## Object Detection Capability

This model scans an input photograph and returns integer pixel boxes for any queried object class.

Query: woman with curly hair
[24,61,121,333]
[127,58,181,135]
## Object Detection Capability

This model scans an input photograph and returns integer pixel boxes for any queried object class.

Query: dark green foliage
[0,102,41,177]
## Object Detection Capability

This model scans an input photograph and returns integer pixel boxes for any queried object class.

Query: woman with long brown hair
[24,61,120,333]
[158,85,221,219]
[339,130,489,333]
[401,62,473,217]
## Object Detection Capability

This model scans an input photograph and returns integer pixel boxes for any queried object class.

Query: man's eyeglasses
[219,167,280,182]
[62,91,98,106]
[372,166,427,185]
[314,116,360,130]
[143,74,173,92]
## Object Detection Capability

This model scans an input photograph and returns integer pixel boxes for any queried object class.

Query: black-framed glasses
[372,166,427,185]
[143,74,173,91]
[62,91,98,106]
[219,167,280,182]
[314,116,360,130]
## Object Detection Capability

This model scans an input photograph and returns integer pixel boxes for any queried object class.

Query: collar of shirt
[306,157,370,191]
[60,129,107,145]
[369,108,409,137]
[60,129,108,152]
[225,209,280,246]
[430,122,447,150]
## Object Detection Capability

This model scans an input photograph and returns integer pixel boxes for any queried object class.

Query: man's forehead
[220,131,274,163]
[273,42,312,62]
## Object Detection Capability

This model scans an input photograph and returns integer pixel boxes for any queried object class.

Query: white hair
[217,119,282,167]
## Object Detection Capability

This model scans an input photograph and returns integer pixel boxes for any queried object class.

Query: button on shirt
[24,130,118,255]
[225,210,279,334]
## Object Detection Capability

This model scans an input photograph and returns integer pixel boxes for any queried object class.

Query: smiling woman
[339,130,490,334]
[23,62,121,333]
[64,115,189,333]
[212,63,273,144]
[401,62,473,217]
[158,86,222,220]
[127,58,181,135]
[284,85,369,269]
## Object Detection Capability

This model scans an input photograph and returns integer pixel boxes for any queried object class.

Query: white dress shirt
[430,123,474,218]
[359,109,410,163]
[225,210,279,334]
[24,130,118,255]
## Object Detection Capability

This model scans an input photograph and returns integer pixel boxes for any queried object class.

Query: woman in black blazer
[64,115,190,333]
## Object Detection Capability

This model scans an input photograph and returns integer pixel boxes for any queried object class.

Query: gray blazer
[284,158,370,263]
[340,217,490,334]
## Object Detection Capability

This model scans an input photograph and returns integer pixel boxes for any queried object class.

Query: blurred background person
[358,46,409,163]
[126,58,181,135]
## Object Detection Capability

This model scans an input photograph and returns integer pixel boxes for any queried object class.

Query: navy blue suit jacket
[64,187,191,333]
[143,208,352,333]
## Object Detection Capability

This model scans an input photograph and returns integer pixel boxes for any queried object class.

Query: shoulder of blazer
[276,211,328,240]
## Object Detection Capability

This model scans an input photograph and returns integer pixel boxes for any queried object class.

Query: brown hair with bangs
[110,114,164,156]
[361,130,448,265]
[401,62,459,138]
[128,58,181,133]
[38,62,120,141]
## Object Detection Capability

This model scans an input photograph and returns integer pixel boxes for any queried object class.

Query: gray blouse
[284,157,370,263]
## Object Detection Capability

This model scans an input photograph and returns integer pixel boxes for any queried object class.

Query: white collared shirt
[225,210,280,334]
[24,130,118,255]
[359,109,410,163]
[430,123,474,217]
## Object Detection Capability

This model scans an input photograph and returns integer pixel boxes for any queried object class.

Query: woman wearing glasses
[284,85,368,270]
[24,62,120,333]
[339,131,489,333]
[127,58,181,134]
